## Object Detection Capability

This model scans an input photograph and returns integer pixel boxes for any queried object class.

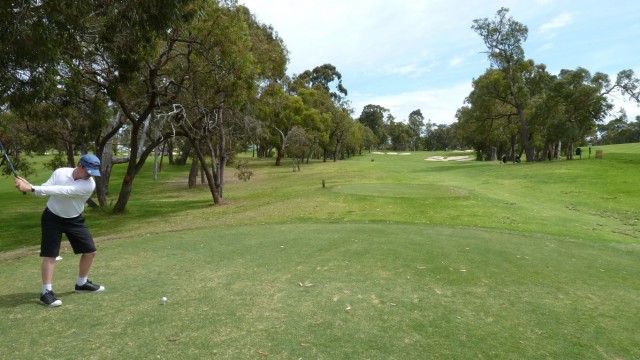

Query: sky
[240,0,640,124]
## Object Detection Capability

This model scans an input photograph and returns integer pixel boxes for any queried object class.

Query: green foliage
[471,7,528,68]
[43,152,68,172]
[599,113,640,144]
[233,158,253,181]
[357,104,389,147]
[293,63,348,100]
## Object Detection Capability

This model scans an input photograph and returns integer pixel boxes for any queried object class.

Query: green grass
[1,145,639,359]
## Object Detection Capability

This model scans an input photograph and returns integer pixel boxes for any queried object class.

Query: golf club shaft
[0,140,26,194]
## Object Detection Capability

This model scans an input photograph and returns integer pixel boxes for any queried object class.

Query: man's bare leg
[79,251,96,278]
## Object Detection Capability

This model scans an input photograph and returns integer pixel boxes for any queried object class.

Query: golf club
[0,140,26,194]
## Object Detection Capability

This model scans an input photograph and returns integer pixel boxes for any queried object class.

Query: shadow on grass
[0,292,39,308]
[0,291,75,308]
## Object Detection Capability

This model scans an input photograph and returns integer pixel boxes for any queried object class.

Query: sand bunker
[372,152,412,155]
[425,155,473,161]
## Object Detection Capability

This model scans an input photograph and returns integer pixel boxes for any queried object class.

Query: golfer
[15,154,105,307]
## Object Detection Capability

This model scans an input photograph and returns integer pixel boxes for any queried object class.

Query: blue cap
[79,154,101,176]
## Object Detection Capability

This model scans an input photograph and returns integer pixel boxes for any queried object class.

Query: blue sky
[241,0,640,124]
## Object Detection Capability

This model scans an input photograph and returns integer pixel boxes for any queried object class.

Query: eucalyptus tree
[284,126,308,171]
[538,69,603,159]
[1,0,198,210]
[458,68,526,160]
[541,68,640,159]
[345,121,376,155]
[168,3,288,203]
[0,1,86,108]
[357,104,389,148]
[422,119,436,151]
[291,64,352,162]
[292,64,348,101]
[257,83,306,166]
[599,113,640,144]
[407,109,425,151]
[1,2,108,163]
[386,118,412,151]
[472,7,536,161]
[78,2,204,212]
[293,86,334,162]
[431,123,457,151]
[328,103,354,161]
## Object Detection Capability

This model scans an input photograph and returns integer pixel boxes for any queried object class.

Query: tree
[285,126,308,171]
[292,64,348,101]
[289,64,353,162]
[257,82,307,166]
[358,104,389,148]
[407,110,425,151]
[386,118,412,151]
[431,124,457,152]
[543,68,611,159]
[170,3,288,203]
[328,104,354,161]
[457,68,525,160]
[1,0,199,210]
[472,7,536,161]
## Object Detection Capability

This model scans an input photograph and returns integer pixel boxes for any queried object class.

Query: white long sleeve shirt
[32,167,96,218]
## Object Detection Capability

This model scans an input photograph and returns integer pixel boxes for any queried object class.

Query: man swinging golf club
[15,154,105,307]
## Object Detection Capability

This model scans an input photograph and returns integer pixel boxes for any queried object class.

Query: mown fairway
[1,145,639,359]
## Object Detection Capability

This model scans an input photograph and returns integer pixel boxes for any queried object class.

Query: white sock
[77,277,88,286]
[43,284,52,294]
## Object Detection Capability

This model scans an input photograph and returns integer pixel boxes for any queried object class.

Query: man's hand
[14,176,32,193]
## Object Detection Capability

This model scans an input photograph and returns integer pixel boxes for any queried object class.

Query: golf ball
[162,297,168,303]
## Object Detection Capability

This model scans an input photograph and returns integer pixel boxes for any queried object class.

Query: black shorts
[40,208,96,257]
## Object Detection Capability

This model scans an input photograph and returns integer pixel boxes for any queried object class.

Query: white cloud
[351,82,472,124]
[449,56,464,68]
[538,43,555,52]
[382,62,438,77]
[539,12,573,33]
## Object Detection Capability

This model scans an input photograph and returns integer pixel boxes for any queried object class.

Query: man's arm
[15,174,95,198]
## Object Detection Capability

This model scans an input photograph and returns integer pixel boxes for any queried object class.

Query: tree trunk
[113,168,135,213]
[167,139,174,165]
[95,135,113,206]
[516,105,535,162]
[188,155,197,188]
[111,125,167,213]
[178,122,221,205]
[178,146,191,165]
[275,129,285,166]
[65,142,75,167]
[196,145,221,204]
[138,115,151,157]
